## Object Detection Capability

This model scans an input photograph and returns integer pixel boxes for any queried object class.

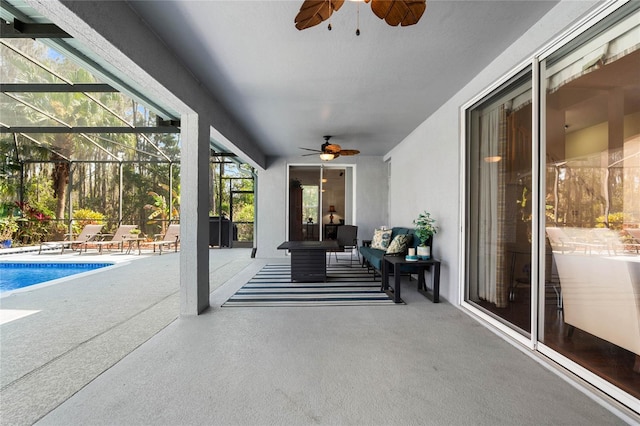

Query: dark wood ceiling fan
[300,136,360,160]
[295,0,427,31]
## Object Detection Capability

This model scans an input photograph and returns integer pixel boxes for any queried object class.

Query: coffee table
[277,240,339,282]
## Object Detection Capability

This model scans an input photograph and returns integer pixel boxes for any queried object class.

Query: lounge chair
[590,227,638,255]
[81,224,138,254]
[625,228,640,253]
[146,224,180,255]
[627,228,640,243]
[38,224,104,254]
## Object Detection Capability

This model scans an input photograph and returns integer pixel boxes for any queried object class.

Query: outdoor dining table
[277,240,339,282]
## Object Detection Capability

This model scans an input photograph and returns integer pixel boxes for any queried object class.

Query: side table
[382,255,441,303]
[123,236,145,255]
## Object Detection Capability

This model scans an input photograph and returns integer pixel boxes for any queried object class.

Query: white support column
[180,113,210,315]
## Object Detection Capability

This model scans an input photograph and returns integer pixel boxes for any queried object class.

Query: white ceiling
[128,0,559,158]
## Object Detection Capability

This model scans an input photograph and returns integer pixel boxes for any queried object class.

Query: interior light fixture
[320,153,335,161]
[484,156,502,163]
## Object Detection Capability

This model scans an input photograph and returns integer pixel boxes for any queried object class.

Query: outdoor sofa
[359,227,433,278]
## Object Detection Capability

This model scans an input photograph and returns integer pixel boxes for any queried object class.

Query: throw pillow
[386,234,412,255]
[371,228,393,250]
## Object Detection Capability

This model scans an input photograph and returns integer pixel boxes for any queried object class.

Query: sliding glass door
[464,2,640,410]
[539,5,640,402]
[288,165,353,241]
[465,69,533,335]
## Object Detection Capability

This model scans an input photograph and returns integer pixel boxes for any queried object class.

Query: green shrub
[0,216,18,241]
[595,212,625,230]
[72,209,105,234]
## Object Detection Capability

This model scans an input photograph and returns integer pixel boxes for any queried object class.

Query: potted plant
[0,216,19,248]
[413,211,438,259]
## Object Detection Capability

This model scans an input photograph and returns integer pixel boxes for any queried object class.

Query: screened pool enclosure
[1,33,255,247]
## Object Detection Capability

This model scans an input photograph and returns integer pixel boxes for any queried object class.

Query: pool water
[0,262,113,293]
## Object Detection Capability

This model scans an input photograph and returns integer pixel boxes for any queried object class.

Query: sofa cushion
[386,234,412,255]
[391,227,411,238]
[371,228,393,250]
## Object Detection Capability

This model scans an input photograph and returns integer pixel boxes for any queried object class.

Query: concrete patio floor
[0,248,254,425]
[0,249,633,425]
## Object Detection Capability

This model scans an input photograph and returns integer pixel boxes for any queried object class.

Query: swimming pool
[0,262,113,293]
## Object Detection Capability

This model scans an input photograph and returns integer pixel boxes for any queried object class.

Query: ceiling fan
[295,0,427,31]
[300,136,360,161]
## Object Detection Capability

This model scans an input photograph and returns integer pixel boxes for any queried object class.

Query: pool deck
[0,247,255,425]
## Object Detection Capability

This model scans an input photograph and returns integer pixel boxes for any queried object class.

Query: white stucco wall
[385,0,599,304]
[256,155,388,258]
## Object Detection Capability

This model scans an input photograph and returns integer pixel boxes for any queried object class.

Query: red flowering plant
[14,201,53,244]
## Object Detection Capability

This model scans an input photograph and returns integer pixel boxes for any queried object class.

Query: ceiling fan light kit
[295,0,427,32]
[319,152,335,161]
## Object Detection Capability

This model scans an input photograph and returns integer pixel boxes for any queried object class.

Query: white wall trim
[537,0,632,61]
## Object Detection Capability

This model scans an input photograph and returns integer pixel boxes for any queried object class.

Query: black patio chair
[328,225,358,265]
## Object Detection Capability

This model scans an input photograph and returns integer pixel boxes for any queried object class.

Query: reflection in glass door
[465,69,533,335]
[289,166,321,241]
[539,5,640,401]
[321,168,346,240]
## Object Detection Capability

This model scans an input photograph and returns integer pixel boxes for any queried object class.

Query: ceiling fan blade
[300,147,322,152]
[324,143,342,154]
[301,153,318,157]
[295,0,345,30]
[338,149,360,156]
[368,0,426,27]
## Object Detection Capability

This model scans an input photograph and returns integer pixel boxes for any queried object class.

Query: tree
[144,183,180,234]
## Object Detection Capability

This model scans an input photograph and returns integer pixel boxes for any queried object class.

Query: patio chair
[625,228,640,253]
[146,224,180,255]
[627,228,640,243]
[545,227,576,253]
[590,227,632,255]
[81,224,138,254]
[328,225,358,265]
[38,224,104,254]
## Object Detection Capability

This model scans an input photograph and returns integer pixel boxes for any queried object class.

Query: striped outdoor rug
[222,263,396,307]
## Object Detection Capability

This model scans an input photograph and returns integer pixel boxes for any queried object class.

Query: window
[302,185,319,224]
